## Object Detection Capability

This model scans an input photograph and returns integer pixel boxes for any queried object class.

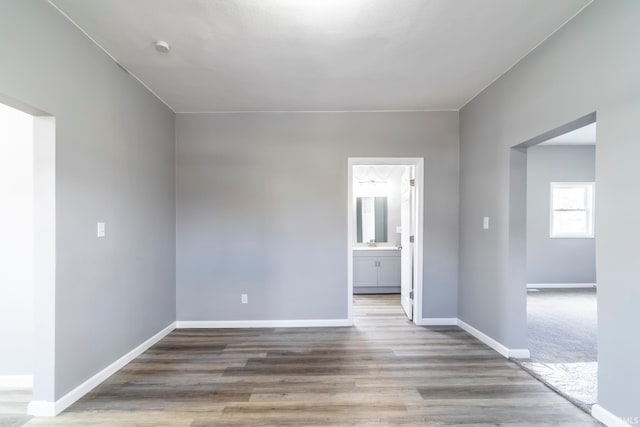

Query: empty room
[0,1,638,426]
[518,122,599,411]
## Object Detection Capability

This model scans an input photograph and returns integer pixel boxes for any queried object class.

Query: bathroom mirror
[356,197,388,243]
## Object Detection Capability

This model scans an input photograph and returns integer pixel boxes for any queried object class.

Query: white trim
[414,160,425,324]
[527,283,596,289]
[457,319,530,359]
[176,109,458,114]
[347,163,354,323]
[0,375,33,388]
[28,322,175,416]
[592,404,633,427]
[176,319,352,329]
[507,348,532,359]
[347,158,425,325]
[26,400,55,417]
[417,318,458,326]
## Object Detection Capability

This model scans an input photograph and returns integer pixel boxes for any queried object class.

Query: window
[550,182,595,238]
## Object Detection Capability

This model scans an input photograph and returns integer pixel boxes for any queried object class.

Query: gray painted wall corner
[1,0,176,400]
[459,0,640,418]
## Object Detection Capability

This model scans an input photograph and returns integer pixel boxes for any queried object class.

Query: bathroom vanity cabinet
[353,248,401,294]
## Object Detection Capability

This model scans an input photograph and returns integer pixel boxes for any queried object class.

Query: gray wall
[527,145,596,284]
[176,112,459,321]
[0,1,176,399]
[459,0,639,418]
[0,104,34,376]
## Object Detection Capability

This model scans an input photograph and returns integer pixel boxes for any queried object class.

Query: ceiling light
[154,41,170,53]
[276,0,365,30]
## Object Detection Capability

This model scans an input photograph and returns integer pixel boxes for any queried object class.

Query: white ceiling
[50,0,591,113]
[539,122,596,146]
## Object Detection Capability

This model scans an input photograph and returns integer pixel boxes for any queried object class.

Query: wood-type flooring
[6,295,599,426]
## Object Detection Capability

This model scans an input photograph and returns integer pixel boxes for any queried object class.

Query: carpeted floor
[516,287,598,412]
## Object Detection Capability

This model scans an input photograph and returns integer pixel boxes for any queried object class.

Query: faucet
[368,240,377,247]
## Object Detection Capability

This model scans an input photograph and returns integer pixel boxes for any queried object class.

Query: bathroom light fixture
[357,180,389,197]
[358,180,388,185]
[154,40,171,53]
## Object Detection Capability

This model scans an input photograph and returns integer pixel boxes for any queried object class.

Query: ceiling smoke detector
[154,41,171,53]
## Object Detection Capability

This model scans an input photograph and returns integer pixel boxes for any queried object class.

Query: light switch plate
[97,222,106,238]
[241,294,248,304]
[483,217,490,230]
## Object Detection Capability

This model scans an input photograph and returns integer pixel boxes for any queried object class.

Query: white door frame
[1,94,57,413]
[347,157,425,324]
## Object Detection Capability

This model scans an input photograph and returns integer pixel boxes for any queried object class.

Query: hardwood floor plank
[1,294,600,426]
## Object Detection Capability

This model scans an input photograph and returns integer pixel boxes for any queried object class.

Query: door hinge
[410,179,415,187]
[409,290,414,300]
[409,235,414,243]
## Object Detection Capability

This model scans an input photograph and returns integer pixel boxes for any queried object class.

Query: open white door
[400,167,414,320]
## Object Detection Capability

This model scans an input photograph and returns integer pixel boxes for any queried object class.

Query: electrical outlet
[241,294,248,304]
[483,216,490,230]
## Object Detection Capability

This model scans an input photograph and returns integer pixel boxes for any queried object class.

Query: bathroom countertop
[352,246,400,251]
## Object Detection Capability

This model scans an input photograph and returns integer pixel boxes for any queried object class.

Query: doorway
[347,158,424,324]
[0,95,56,417]
[0,102,35,424]
[510,113,598,412]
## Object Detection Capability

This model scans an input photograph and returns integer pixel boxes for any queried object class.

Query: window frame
[549,182,595,239]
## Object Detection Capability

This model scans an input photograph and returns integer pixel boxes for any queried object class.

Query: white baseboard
[28,321,176,417]
[506,348,531,359]
[592,404,633,427]
[0,375,33,388]
[176,319,352,328]
[527,283,596,289]
[457,319,530,359]
[26,400,55,416]
[417,318,458,326]
[417,317,531,359]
